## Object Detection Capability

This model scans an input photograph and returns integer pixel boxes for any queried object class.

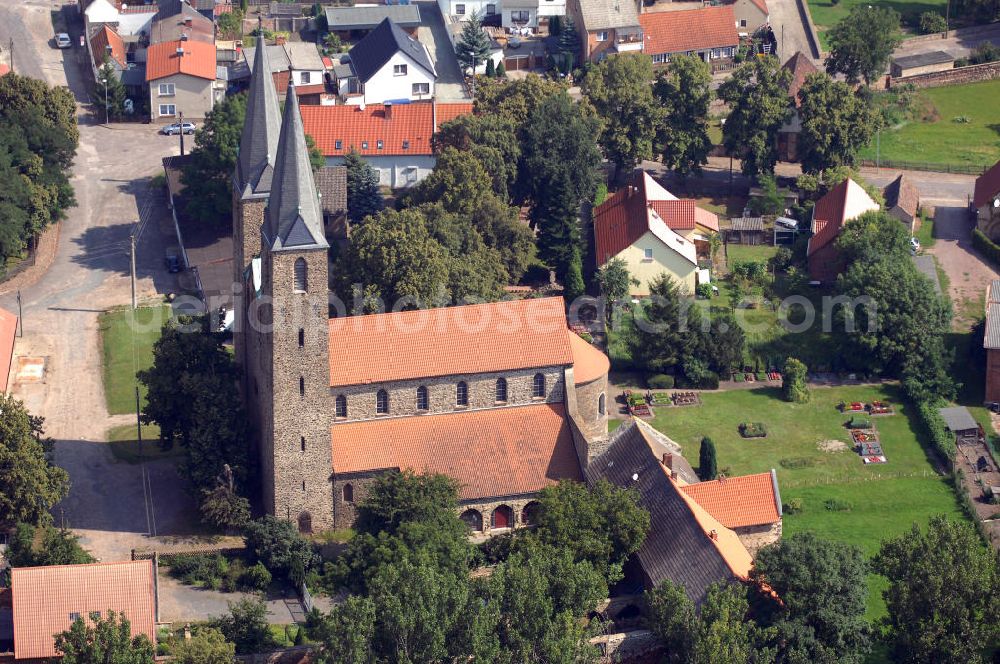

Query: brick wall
[263,246,335,532]
[891,60,1000,90]
[986,349,1000,403]
[329,366,566,422]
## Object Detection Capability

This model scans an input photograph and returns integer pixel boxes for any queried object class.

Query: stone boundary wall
[794,0,823,60]
[892,60,1000,89]
[902,23,1000,46]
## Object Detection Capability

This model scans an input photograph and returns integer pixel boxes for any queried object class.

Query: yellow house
[593,171,719,296]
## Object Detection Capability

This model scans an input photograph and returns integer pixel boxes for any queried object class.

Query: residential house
[732,0,769,35]
[587,420,758,606]
[984,280,1000,403]
[592,170,718,295]
[974,159,1000,240]
[326,4,423,35]
[90,24,126,74]
[283,42,327,102]
[336,19,437,106]
[566,0,643,63]
[503,0,541,28]
[315,165,349,241]
[0,307,16,393]
[239,45,291,97]
[8,560,157,661]
[639,6,739,67]
[150,0,215,44]
[882,173,920,233]
[146,39,218,121]
[300,100,472,187]
[776,51,817,162]
[439,0,500,21]
[806,178,880,282]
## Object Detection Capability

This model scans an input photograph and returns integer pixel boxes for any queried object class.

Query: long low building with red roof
[300,100,472,188]
[639,6,740,66]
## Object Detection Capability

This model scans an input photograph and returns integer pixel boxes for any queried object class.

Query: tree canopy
[181,92,247,224]
[797,72,879,175]
[54,611,155,664]
[169,627,235,664]
[583,53,663,180]
[874,516,1000,664]
[91,60,127,122]
[825,6,902,84]
[653,54,714,179]
[344,149,384,224]
[0,394,69,528]
[717,56,792,180]
[7,522,94,567]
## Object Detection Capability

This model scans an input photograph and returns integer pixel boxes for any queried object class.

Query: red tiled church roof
[331,403,582,500]
[11,560,157,660]
[327,297,576,387]
[640,6,739,56]
[681,472,781,528]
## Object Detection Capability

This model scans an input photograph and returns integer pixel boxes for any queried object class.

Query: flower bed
[651,393,673,406]
[851,430,878,443]
[631,404,653,418]
[846,415,872,429]
[672,392,700,406]
[868,400,894,415]
[739,422,768,438]
[840,401,865,412]
[767,371,782,381]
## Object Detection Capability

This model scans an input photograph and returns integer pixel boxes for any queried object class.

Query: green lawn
[649,383,967,618]
[105,423,177,464]
[99,305,171,415]
[724,243,778,265]
[859,80,1000,171]
[807,0,946,44]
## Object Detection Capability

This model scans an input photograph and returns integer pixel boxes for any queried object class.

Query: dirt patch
[0,222,60,297]
[817,439,849,453]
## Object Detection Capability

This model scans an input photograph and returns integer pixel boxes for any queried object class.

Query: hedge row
[973,229,1000,268]
[914,400,956,463]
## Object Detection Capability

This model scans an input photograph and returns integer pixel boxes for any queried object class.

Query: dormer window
[402,140,410,150]
[362,141,369,149]
[377,140,384,150]
[335,139,343,150]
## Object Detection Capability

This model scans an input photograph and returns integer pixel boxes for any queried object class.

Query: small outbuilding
[883,173,921,233]
[726,217,765,245]
[890,51,954,78]
[938,406,980,445]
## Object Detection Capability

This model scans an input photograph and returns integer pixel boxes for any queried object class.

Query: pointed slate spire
[263,80,328,251]
[235,23,281,199]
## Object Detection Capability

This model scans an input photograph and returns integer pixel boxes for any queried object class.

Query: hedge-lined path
[929,206,998,325]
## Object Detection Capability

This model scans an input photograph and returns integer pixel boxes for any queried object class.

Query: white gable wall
[117,12,156,37]
[360,51,436,105]
[439,0,499,20]
[326,154,436,188]
[85,0,119,24]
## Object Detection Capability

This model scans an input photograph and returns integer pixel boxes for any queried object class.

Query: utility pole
[178,110,185,156]
[9,38,13,75]
[15,290,22,337]
[130,233,137,309]
[944,0,950,38]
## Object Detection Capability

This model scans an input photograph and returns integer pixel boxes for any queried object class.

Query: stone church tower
[256,81,334,532]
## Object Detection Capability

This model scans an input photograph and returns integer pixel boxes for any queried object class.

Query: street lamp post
[100,77,109,125]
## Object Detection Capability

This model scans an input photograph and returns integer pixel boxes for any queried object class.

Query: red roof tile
[569,331,609,385]
[650,199,697,231]
[331,403,582,500]
[807,178,879,256]
[146,40,216,82]
[640,6,739,56]
[328,298,576,387]
[301,102,472,157]
[974,159,1000,208]
[0,307,16,392]
[11,560,156,660]
[214,2,234,16]
[681,472,781,528]
[782,51,818,106]
[91,25,126,69]
[0,64,8,76]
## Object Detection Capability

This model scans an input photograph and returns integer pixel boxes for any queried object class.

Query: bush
[779,457,815,469]
[594,182,608,206]
[918,11,948,33]
[241,562,272,592]
[973,229,1000,269]
[698,437,718,481]
[478,532,517,565]
[824,498,853,512]
[782,357,810,403]
[784,498,804,514]
[739,422,768,438]
[915,399,956,462]
[969,42,1000,65]
[646,374,675,389]
[695,282,713,299]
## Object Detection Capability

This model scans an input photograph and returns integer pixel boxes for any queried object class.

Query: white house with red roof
[974,160,1000,240]
[300,100,472,188]
[592,170,719,295]
[639,6,740,66]
[146,39,219,121]
[806,178,880,282]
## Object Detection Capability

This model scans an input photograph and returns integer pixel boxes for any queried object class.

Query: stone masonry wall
[735,520,782,556]
[265,246,335,532]
[892,61,1000,89]
[232,193,265,376]
[574,374,608,442]
[329,366,566,422]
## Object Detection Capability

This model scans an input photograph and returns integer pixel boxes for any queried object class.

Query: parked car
[55,33,72,49]
[909,237,920,254]
[165,253,182,273]
[162,122,196,136]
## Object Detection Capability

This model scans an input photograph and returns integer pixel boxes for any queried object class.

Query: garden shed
[726,217,765,245]
[938,406,980,445]
[890,51,954,78]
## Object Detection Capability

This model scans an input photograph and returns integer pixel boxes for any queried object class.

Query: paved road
[416,1,471,102]
[0,2,200,558]
[894,23,1000,61]
[767,0,821,62]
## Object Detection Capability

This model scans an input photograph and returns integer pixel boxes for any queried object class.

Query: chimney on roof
[184,17,193,27]
[176,46,185,56]
[180,32,189,41]
[661,453,673,470]
[709,530,718,541]
[384,101,392,120]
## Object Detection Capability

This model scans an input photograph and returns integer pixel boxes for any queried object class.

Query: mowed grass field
[859,80,1000,170]
[646,383,966,618]
[99,305,171,415]
[807,0,946,43]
